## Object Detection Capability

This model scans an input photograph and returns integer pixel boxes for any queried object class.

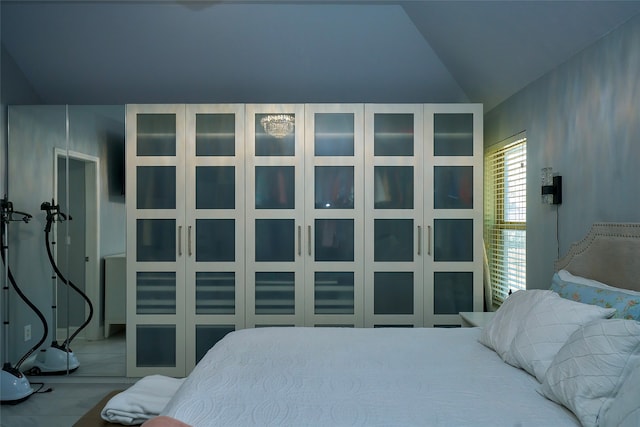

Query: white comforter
[162,327,580,426]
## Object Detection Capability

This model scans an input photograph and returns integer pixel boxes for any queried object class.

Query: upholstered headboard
[555,223,640,292]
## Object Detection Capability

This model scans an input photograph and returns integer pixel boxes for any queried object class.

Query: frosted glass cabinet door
[364,104,424,327]
[424,104,483,327]
[255,219,296,262]
[194,325,234,364]
[246,104,305,327]
[433,113,474,156]
[254,166,295,209]
[373,166,414,210]
[433,166,473,210]
[195,272,235,315]
[136,166,176,209]
[184,105,246,371]
[195,166,235,209]
[304,104,364,327]
[136,113,177,156]
[136,325,176,367]
[126,104,187,377]
[135,272,177,315]
[314,166,354,209]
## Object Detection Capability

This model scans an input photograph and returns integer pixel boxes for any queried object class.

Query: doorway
[55,149,100,342]
[54,149,126,377]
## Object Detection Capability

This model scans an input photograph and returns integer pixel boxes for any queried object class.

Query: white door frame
[54,148,102,341]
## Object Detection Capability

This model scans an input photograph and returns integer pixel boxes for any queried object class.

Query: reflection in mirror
[8,105,126,376]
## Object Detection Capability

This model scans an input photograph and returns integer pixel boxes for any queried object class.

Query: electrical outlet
[24,324,31,342]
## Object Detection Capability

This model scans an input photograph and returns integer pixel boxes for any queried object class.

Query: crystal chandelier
[260,114,295,138]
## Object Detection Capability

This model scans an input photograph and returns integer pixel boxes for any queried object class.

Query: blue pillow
[550,272,640,320]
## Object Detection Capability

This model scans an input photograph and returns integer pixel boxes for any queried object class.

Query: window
[484,135,526,308]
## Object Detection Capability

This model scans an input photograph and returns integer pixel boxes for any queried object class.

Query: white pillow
[509,292,616,382]
[599,359,640,427]
[540,319,640,427]
[478,290,554,363]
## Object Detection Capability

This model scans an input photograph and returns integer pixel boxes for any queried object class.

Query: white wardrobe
[126,103,483,377]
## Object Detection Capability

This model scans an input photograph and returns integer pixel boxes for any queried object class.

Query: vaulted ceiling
[3,1,640,112]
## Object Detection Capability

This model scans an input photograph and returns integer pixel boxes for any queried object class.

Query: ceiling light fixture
[260,114,294,138]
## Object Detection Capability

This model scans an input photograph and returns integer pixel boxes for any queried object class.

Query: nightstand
[459,312,496,328]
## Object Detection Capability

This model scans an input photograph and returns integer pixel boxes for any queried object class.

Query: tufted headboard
[555,223,640,292]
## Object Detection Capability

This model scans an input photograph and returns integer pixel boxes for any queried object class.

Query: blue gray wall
[1,44,42,194]
[485,14,640,292]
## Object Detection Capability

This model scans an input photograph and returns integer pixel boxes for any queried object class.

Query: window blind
[484,136,527,308]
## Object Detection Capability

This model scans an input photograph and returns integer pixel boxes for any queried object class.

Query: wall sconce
[541,167,562,205]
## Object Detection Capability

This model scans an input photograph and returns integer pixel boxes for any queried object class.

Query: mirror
[8,105,126,376]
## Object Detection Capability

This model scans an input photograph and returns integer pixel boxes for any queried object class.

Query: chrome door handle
[308,225,312,256]
[298,225,302,256]
[427,225,432,256]
[188,225,193,257]
[417,225,422,256]
[178,225,182,256]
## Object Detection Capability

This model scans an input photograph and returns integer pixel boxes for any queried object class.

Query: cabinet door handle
[188,225,193,257]
[417,225,422,256]
[297,225,302,256]
[308,225,312,256]
[427,225,432,256]
[178,225,183,257]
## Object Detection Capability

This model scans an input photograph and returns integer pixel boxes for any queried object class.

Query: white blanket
[101,375,185,425]
[162,327,581,426]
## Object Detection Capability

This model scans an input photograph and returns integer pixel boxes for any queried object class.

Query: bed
[140,223,640,427]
